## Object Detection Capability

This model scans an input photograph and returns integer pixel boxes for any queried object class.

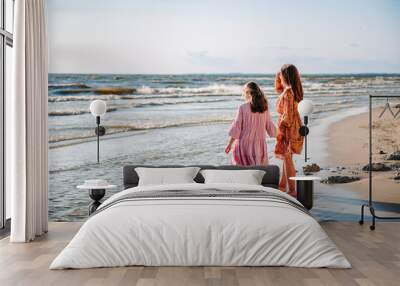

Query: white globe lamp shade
[90,100,107,117]
[298,99,313,117]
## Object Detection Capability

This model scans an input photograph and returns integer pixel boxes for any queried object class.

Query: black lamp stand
[95,116,106,163]
[299,115,310,162]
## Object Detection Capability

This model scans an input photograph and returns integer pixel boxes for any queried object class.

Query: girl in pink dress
[225,82,276,165]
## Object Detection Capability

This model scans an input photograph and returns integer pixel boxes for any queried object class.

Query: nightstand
[289,176,321,210]
[77,182,117,215]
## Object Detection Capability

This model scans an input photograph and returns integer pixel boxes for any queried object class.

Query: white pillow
[135,167,200,186]
[200,169,266,185]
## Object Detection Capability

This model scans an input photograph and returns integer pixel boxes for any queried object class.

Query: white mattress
[50,183,351,269]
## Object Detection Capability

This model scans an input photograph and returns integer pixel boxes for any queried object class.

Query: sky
[48,0,400,74]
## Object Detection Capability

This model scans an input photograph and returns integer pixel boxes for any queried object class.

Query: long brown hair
[280,64,303,103]
[244,81,268,113]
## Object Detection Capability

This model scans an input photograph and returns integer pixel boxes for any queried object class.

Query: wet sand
[326,108,400,203]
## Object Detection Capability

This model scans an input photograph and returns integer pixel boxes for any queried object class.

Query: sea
[48,73,400,221]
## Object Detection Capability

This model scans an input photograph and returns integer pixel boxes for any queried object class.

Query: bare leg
[285,152,296,197]
[279,152,296,197]
[279,159,287,192]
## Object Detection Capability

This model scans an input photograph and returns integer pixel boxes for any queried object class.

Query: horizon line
[48,72,400,76]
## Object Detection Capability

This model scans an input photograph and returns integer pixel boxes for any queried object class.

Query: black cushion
[123,165,280,190]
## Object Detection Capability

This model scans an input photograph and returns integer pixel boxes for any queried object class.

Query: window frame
[0,0,13,232]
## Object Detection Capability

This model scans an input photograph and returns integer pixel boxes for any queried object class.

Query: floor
[0,219,11,239]
[0,222,399,286]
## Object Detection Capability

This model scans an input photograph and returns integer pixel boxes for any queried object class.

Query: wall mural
[48,1,400,221]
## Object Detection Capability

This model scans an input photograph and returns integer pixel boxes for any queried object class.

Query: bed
[50,165,350,269]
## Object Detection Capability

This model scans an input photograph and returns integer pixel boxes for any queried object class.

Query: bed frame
[123,165,280,189]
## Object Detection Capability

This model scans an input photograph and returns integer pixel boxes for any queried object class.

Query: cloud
[349,43,360,48]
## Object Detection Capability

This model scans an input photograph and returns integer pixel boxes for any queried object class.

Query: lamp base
[95,126,106,136]
[299,126,309,136]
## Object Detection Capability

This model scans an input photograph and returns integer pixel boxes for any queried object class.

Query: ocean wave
[129,93,242,100]
[48,94,124,102]
[48,107,117,116]
[49,133,94,144]
[331,99,355,105]
[49,165,90,174]
[136,84,242,95]
[47,76,400,107]
[158,80,188,84]
[53,87,137,96]
[94,87,137,95]
[50,84,242,97]
[48,92,242,103]
[312,107,339,114]
[49,109,89,116]
[318,76,400,86]
[48,83,91,89]
[216,76,274,82]
[48,98,231,117]
[131,98,230,108]
[49,117,232,144]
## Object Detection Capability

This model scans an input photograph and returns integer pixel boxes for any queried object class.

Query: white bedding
[50,183,351,269]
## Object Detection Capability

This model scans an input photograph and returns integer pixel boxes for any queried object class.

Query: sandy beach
[326,107,400,203]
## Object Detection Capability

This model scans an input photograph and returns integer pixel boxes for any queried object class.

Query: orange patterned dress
[274,75,304,196]
[274,79,303,158]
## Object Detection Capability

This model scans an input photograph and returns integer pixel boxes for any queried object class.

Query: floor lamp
[90,100,107,163]
[298,99,313,162]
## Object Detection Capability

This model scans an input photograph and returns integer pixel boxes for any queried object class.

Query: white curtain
[9,0,48,242]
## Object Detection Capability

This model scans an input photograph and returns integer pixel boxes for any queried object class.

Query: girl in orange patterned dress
[274,64,304,197]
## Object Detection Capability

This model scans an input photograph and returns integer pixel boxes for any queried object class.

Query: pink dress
[229,102,276,165]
